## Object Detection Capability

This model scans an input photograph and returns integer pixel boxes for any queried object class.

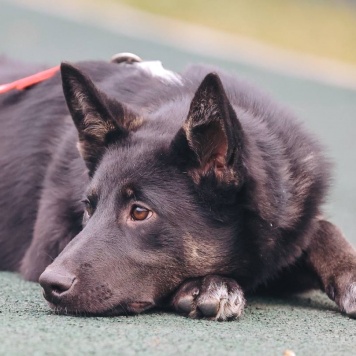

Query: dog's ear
[171,73,244,185]
[61,62,138,175]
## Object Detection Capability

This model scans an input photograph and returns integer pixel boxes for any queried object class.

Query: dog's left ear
[171,73,245,185]
[61,62,138,175]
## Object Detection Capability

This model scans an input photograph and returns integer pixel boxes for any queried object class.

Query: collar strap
[0,65,60,94]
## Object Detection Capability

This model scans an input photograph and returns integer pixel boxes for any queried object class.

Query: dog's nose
[39,269,76,304]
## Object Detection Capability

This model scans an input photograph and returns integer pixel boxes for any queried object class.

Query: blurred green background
[120,0,356,65]
[1,0,356,355]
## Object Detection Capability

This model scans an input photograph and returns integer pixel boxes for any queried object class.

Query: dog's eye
[82,199,95,217]
[130,205,152,221]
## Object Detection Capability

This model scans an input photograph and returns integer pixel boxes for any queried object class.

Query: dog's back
[0,60,66,269]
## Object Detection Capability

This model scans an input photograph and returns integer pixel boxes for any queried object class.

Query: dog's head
[39,63,247,315]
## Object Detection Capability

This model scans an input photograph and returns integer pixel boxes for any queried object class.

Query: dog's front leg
[306,219,356,317]
[20,191,83,282]
[20,216,80,282]
[171,275,245,321]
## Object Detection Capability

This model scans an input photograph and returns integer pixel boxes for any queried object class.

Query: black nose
[39,269,76,304]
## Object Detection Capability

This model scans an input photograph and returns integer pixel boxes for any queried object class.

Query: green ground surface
[1,272,356,356]
[1,0,356,355]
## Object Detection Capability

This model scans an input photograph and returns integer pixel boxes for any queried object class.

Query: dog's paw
[326,273,356,318]
[171,275,245,321]
[340,282,356,318]
[331,277,356,318]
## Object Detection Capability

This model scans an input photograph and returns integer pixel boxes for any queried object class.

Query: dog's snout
[39,269,76,304]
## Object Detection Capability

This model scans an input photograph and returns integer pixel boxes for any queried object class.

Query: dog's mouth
[46,300,155,316]
[104,301,154,315]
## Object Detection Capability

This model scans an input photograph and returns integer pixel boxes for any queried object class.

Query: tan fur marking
[183,233,201,259]
[123,116,144,131]
[183,119,193,146]
[182,233,221,274]
[124,187,135,198]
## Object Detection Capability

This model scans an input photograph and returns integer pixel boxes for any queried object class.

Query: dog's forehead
[86,144,198,214]
[90,143,175,193]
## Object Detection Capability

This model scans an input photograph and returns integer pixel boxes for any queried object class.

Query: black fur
[1,59,355,319]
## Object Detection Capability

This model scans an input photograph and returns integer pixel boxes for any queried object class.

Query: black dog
[1,55,355,320]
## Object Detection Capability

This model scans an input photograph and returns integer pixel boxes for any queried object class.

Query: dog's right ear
[61,62,136,175]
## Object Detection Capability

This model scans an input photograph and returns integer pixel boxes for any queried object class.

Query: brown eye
[82,199,95,217]
[130,205,152,221]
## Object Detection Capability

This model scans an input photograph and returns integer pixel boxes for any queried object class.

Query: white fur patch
[136,61,183,86]
[341,282,356,316]
[198,282,245,321]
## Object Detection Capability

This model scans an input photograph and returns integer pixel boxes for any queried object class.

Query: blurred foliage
[117,0,356,65]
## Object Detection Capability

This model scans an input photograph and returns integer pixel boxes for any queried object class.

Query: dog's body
[1,57,355,320]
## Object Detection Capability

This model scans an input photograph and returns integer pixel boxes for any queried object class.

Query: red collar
[0,65,60,94]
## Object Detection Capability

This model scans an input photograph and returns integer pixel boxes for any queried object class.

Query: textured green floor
[1,272,356,356]
[1,0,356,355]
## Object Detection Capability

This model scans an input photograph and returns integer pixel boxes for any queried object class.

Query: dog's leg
[19,192,82,282]
[20,219,79,282]
[171,275,245,321]
[305,219,356,317]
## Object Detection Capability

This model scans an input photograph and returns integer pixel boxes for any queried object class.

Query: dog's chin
[105,301,155,315]
[46,300,155,316]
